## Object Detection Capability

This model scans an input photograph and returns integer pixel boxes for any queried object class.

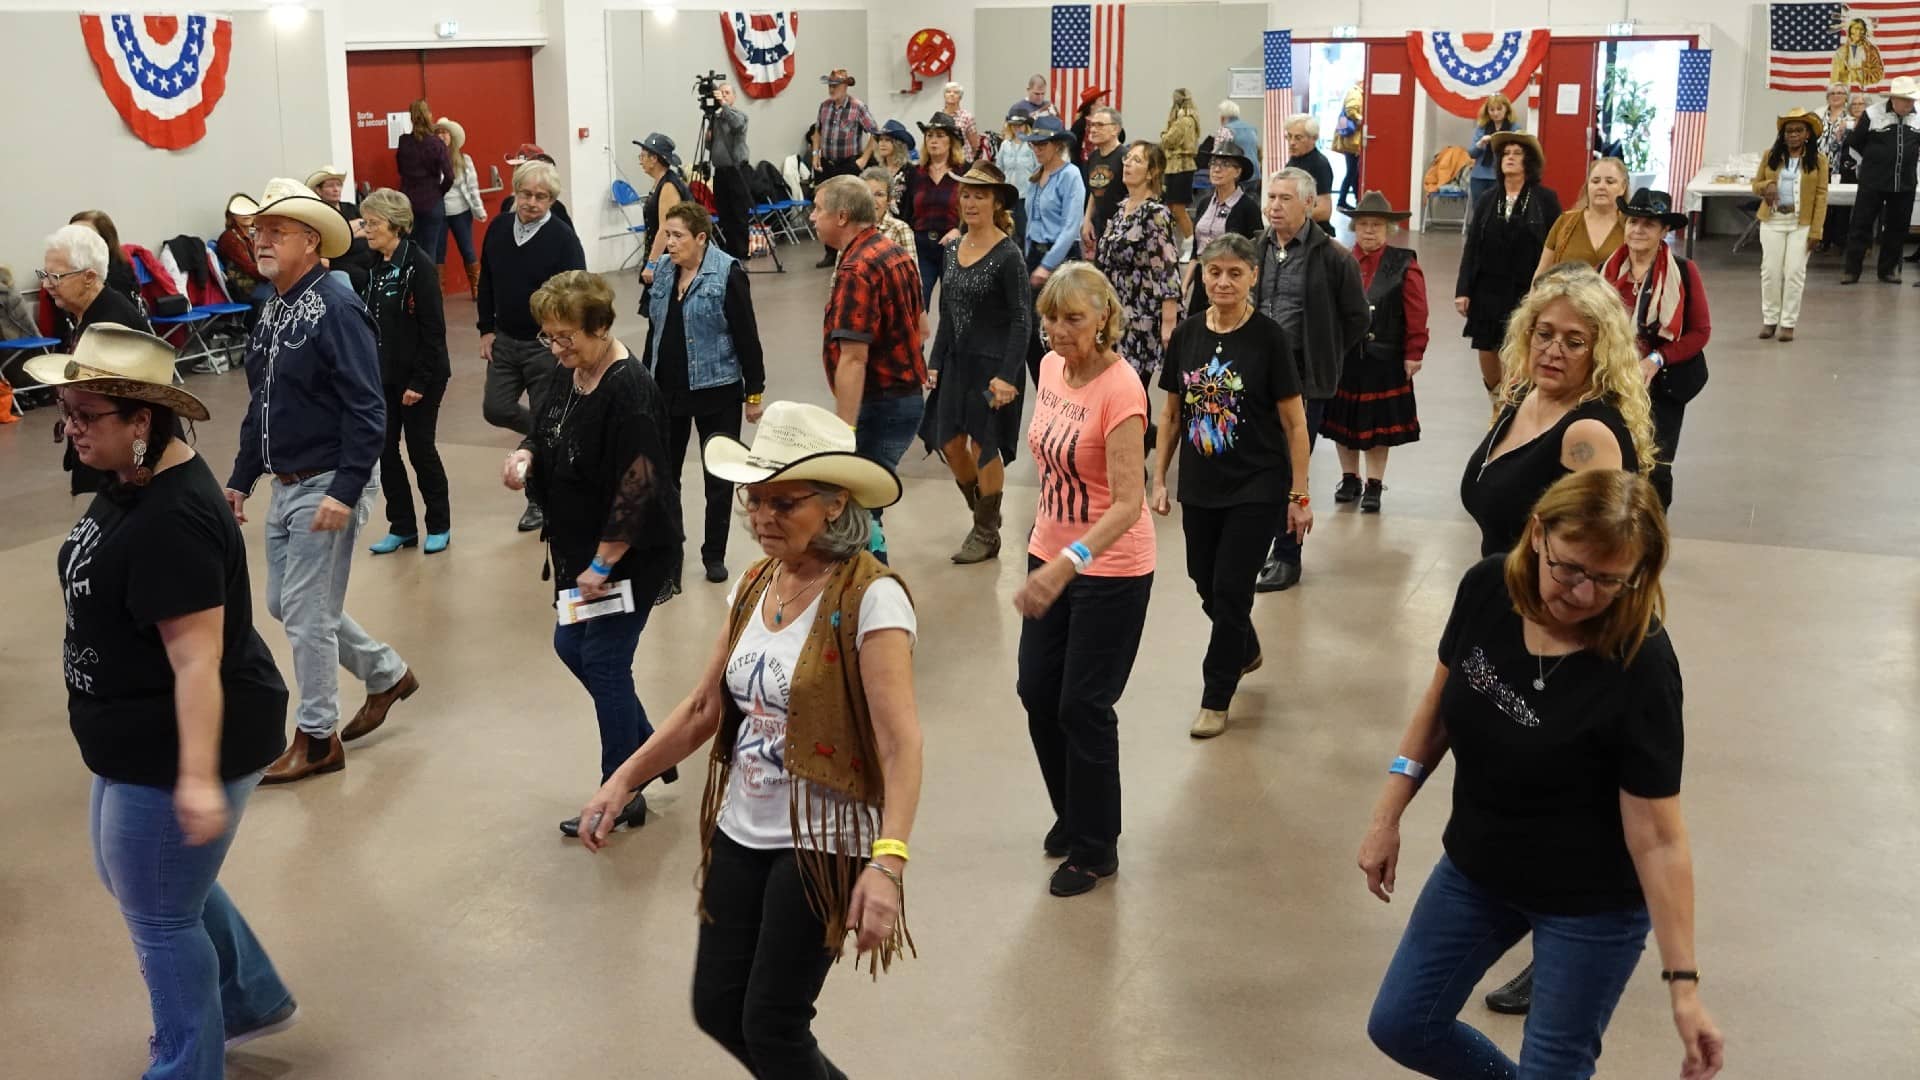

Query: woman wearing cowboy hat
[903,112,967,308]
[918,161,1031,564]
[1324,192,1428,513]
[1601,190,1712,510]
[574,400,922,1076]
[432,116,489,300]
[635,132,690,287]
[1752,109,1829,342]
[1181,134,1262,313]
[994,109,1039,245]
[1457,131,1562,405]
[38,324,300,1075]
[1019,116,1088,380]
[868,119,917,217]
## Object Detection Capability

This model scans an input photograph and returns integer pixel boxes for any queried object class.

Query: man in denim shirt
[225,179,421,784]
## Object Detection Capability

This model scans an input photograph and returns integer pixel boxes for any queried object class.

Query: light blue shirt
[1026,161,1086,269]
[996,139,1039,202]
[513,210,552,246]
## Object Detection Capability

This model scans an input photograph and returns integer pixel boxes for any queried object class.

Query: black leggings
[668,406,744,565]
[692,831,857,1079]
[1183,502,1282,709]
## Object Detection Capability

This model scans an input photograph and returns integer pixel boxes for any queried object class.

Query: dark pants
[483,332,559,436]
[1649,393,1685,510]
[1184,502,1281,709]
[1843,184,1916,278]
[1025,241,1082,382]
[380,382,451,536]
[1340,152,1361,204]
[854,392,925,564]
[435,210,480,267]
[1270,397,1326,564]
[1017,557,1153,865]
[692,831,856,1080]
[669,406,744,565]
[914,230,945,309]
[713,163,754,260]
[818,157,862,256]
[551,574,666,783]
[1367,855,1650,1080]
[411,203,447,268]
[1011,198,1029,248]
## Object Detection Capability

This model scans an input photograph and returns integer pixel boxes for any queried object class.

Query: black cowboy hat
[632,132,681,168]
[1196,134,1255,182]
[1620,188,1688,230]
[1019,115,1075,145]
[1340,190,1411,222]
[918,112,965,140]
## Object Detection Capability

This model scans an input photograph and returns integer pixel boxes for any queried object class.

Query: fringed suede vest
[698,552,917,976]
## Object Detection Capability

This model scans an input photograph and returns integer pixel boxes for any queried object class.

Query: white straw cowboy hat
[702,401,902,509]
[1889,75,1920,100]
[303,164,347,189]
[229,178,351,259]
[25,323,210,421]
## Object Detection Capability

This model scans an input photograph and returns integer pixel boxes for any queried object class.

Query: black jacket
[1845,102,1920,192]
[361,239,451,393]
[1250,223,1370,400]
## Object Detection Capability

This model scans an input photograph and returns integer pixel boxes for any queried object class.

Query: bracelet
[871,838,910,862]
[1068,540,1093,565]
[588,556,613,576]
[864,861,904,890]
[1058,547,1087,572]
[1388,756,1427,781]
[745,393,764,405]
[1288,491,1311,508]
[1660,969,1700,984]
[1649,352,1666,370]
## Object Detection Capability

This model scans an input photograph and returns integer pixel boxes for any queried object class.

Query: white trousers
[1759,216,1812,328]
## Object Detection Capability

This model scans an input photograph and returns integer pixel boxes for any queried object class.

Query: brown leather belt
[274,469,327,485]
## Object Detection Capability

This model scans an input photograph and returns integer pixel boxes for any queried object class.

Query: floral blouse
[1095,197,1183,379]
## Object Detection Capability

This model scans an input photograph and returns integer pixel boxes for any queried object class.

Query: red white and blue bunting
[719,11,800,100]
[80,12,233,150]
[1406,30,1551,118]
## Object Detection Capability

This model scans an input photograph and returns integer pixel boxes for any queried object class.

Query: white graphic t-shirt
[719,571,916,852]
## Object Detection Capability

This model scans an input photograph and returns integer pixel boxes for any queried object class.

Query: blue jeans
[91,772,292,1080]
[411,203,447,268]
[264,472,408,737]
[435,209,479,266]
[1269,397,1326,564]
[553,601,661,783]
[1368,855,1652,1080]
[855,392,925,564]
[913,231,945,309]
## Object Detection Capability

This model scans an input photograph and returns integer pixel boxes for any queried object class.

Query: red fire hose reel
[901,28,954,94]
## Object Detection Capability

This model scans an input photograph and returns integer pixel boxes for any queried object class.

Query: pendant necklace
[1533,650,1572,691]
[772,561,837,625]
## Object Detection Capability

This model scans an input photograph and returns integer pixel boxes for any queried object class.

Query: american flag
[1051,5,1125,114]
[1263,30,1294,178]
[1770,2,1920,91]
[1668,50,1712,206]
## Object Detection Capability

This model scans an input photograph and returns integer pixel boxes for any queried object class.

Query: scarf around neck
[1602,243,1685,344]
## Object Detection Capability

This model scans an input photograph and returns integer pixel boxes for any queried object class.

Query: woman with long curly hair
[1456,132,1561,403]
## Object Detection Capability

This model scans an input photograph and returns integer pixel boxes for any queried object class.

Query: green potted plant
[1601,66,1659,194]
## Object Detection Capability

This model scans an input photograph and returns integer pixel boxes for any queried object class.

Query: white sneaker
[1190,707,1228,739]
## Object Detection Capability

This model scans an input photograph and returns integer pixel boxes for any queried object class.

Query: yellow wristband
[871,838,910,862]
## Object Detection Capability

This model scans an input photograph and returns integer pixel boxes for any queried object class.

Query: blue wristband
[1068,541,1093,565]
[1389,756,1427,782]
[589,556,614,576]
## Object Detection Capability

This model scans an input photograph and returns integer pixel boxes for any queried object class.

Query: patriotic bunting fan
[80,12,234,150]
[719,11,800,100]
[1406,30,1551,118]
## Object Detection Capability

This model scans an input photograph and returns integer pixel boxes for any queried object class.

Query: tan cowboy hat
[1776,107,1824,139]
[433,117,466,146]
[1341,190,1411,222]
[702,401,901,509]
[25,323,210,421]
[954,159,1019,204]
[303,165,347,189]
[229,178,352,259]
[1890,75,1920,101]
[1488,131,1544,170]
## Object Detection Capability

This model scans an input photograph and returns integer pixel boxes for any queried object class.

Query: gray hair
[1286,113,1320,139]
[1218,100,1241,119]
[1198,233,1259,268]
[807,482,874,559]
[815,174,878,225]
[1271,166,1318,201]
[359,188,414,234]
[45,223,109,278]
[859,165,895,188]
[944,82,965,97]
[513,160,562,199]
[1094,106,1122,128]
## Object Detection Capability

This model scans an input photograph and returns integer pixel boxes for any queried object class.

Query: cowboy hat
[632,132,681,168]
[954,160,1019,204]
[919,111,964,139]
[1003,107,1034,127]
[504,142,550,165]
[1619,188,1688,230]
[433,116,466,146]
[1078,87,1108,107]
[871,118,917,151]
[1775,107,1824,139]
[1890,75,1920,100]
[1341,190,1411,222]
[303,165,346,189]
[1019,115,1076,145]
[821,68,857,87]
[1196,129,1255,180]
[25,323,210,422]
[229,178,352,259]
[1488,131,1544,170]
[703,401,901,510]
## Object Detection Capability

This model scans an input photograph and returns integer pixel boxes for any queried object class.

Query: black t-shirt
[1083,145,1127,238]
[56,455,288,787]
[1435,556,1683,914]
[1460,398,1639,557]
[1158,311,1301,507]
[1291,148,1338,237]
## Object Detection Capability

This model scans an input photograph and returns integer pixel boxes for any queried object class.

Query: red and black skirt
[1323,343,1420,450]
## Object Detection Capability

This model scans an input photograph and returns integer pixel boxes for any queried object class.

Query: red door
[345,48,535,295]
[1362,42,1415,221]
[1536,41,1597,207]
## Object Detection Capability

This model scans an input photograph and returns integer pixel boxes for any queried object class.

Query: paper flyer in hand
[556,579,636,625]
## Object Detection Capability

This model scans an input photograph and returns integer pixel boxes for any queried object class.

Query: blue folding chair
[195,240,253,370]
[0,336,61,416]
[607,180,649,270]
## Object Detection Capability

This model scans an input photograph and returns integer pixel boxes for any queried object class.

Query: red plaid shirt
[822,227,925,395]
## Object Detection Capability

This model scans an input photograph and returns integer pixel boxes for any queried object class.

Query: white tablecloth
[1683,169,1856,212]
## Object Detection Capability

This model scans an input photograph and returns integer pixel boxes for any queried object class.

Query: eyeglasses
[248,225,315,245]
[36,268,88,285]
[1529,326,1592,358]
[59,404,124,430]
[1541,530,1638,593]
[537,330,578,349]
[515,189,556,204]
[736,490,821,516]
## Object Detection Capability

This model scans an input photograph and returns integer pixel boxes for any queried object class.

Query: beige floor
[2,234,1916,1079]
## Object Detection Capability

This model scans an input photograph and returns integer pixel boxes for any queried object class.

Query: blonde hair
[1494,265,1658,471]
[1477,93,1514,128]
[529,270,617,335]
[1503,469,1669,663]
[1168,88,1197,127]
[1035,262,1125,349]
[359,188,415,235]
[1576,157,1631,210]
[513,161,562,200]
[434,118,470,183]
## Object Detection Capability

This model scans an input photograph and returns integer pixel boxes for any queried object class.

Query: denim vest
[645,244,740,390]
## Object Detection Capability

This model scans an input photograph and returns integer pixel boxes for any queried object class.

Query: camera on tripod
[694,70,725,116]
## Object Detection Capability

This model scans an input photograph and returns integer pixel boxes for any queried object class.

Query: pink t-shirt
[1026,351,1156,577]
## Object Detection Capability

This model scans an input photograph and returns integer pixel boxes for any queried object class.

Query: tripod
[695,108,782,274]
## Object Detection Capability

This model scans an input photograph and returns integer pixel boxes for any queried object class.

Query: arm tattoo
[1568,439,1596,466]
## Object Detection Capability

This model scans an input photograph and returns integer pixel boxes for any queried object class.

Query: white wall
[341,0,546,47]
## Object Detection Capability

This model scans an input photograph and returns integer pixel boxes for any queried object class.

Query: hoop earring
[131,436,152,487]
